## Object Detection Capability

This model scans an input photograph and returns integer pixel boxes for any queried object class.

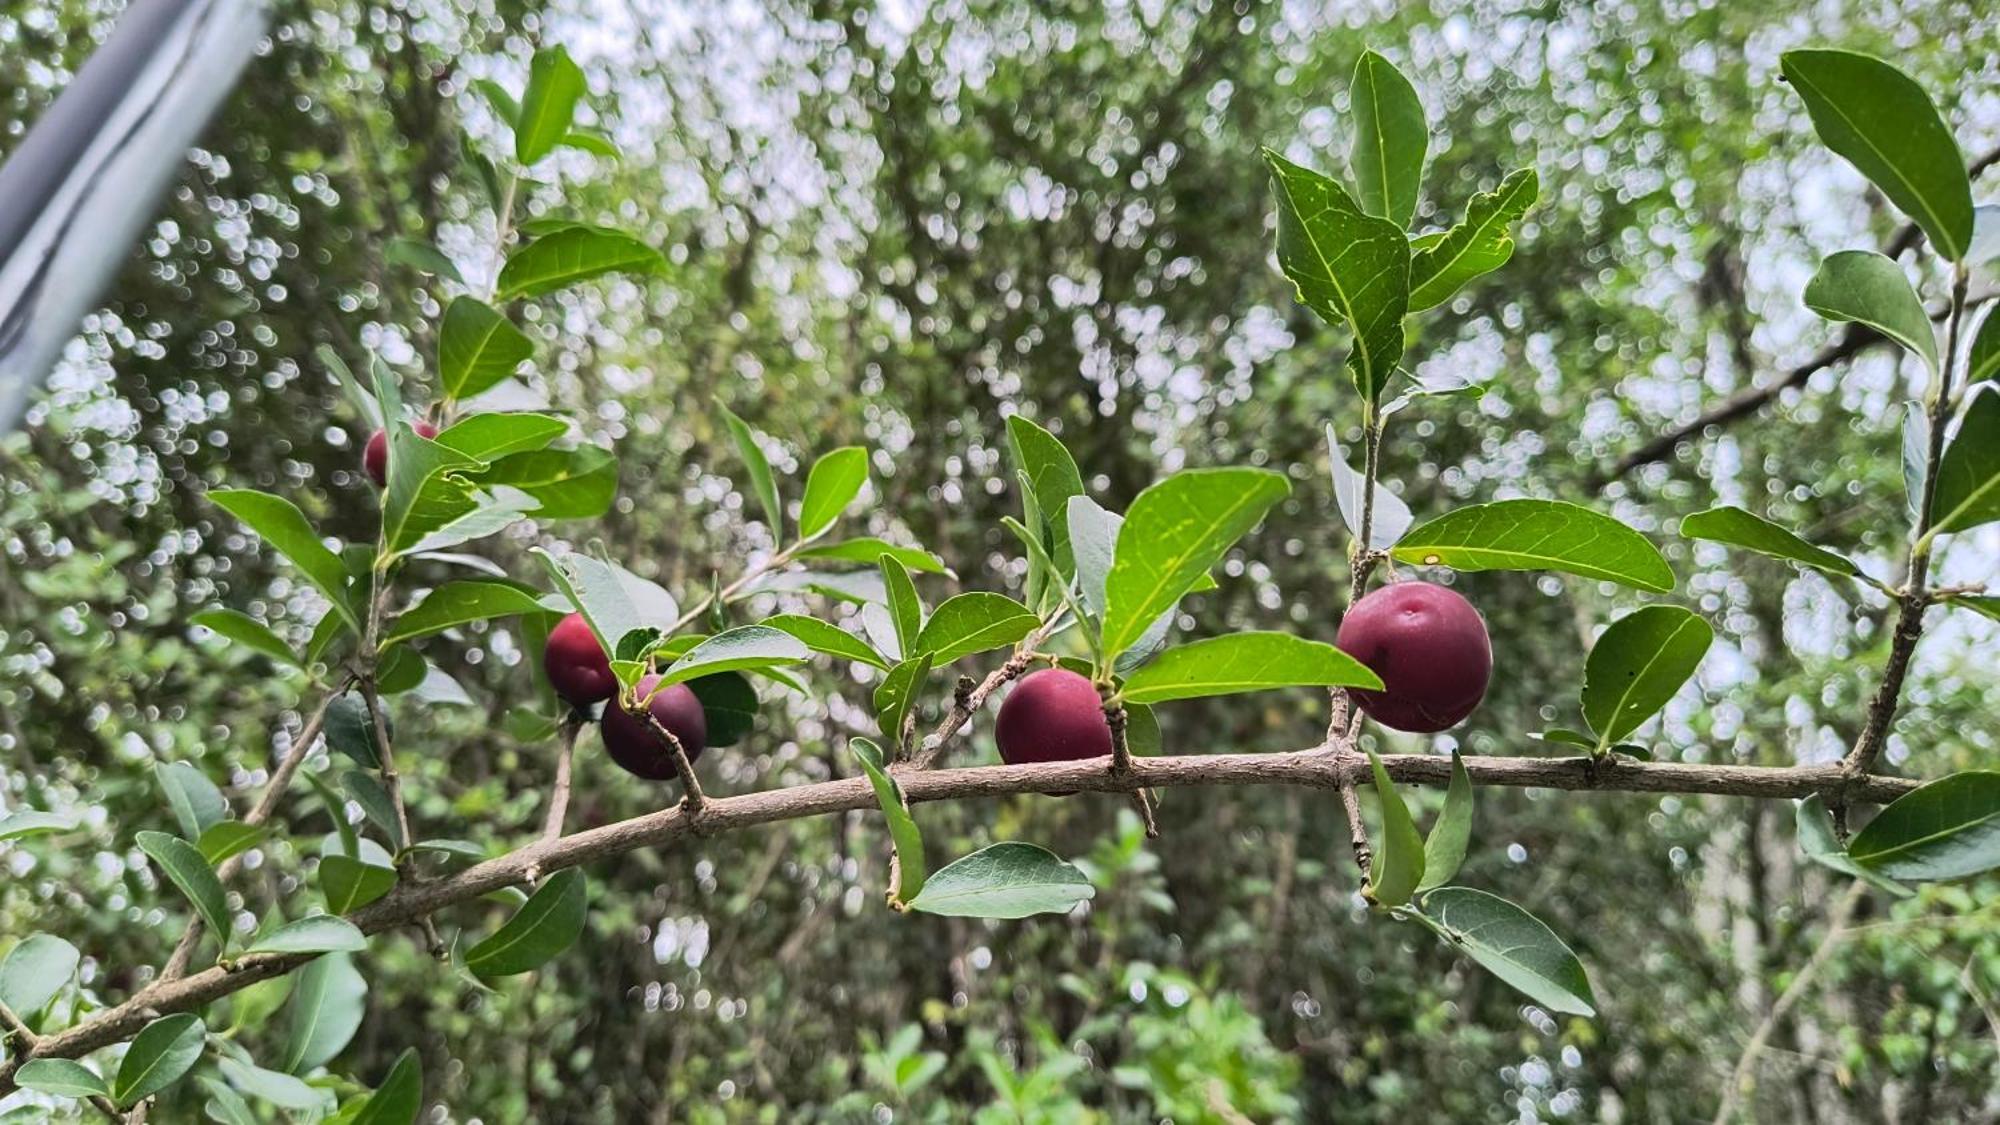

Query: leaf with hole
[1580,605,1712,751]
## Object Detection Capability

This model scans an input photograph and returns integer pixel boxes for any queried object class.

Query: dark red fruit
[996,668,1113,765]
[600,674,708,781]
[544,612,616,707]
[1335,580,1492,733]
[362,420,439,488]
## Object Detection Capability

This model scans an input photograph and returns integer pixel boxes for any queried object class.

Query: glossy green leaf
[380,420,485,557]
[559,128,620,158]
[497,225,665,300]
[201,1074,260,1125]
[0,933,80,1017]
[1263,149,1411,399]
[653,625,810,689]
[515,45,586,165]
[1118,632,1380,704]
[156,761,228,841]
[794,537,946,574]
[466,868,589,979]
[283,951,366,1073]
[907,842,1095,919]
[113,1013,205,1107]
[1581,605,1712,750]
[339,770,403,850]
[1781,49,1973,261]
[350,1048,423,1125]
[1680,506,1862,579]
[13,1059,109,1100]
[191,608,301,669]
[475,446,618,520]
[1930,385,2000,534]
[762,614,888,670]
[880,554,924,658]
[0,809,74,841]
[209,490,358,634]
[1849,771,2000,881]
[1803,250,1937,370]
[1417,750,1474,894]
[874,653,934,747]
[1394,498,1675,592]
[852,738,926,905]
[718,405,783,538]
[1795,794,1912,897]
[688,672,757,747]
[1347,49,1427,228]
[433,411,565,462]
[383,580,549,647]
[196,821,265,867]
[1419,887,1596,1016]
[245,916,368,956]
[319,855,396,913]
[1364,749,1424,908]
[1408,168,1538,310]
[1006,415,1086,578]
[376,645,426,694]
[798,446,870,539]
[324,693,384,769]
[137,830,232,943]
[912,592,1039,666]
[1101,469,1290,658]
[401,486,540,557]
[531,548,676,659]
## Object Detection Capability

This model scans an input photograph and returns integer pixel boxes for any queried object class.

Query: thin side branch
[541,714,584,842]
[1335,761,1371,876]
[908,643,1040,769]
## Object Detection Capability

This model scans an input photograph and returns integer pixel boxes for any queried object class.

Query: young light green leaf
[515,45,586,165]
[1118,632,1380,704]
[382,580,549,647]
[798,446,870,539]
[283,952,366,1073]
[0,809,74,841]
[245,916,368,956]
[1419,887,1596,1016]
[497,225,665,300]
[880,554,925,658]
[875,652,934,748]
[1263,149,1411,399]
[319,855,396,913]
[718,405,783,539]
[1408,168,1538,310]
[191,608,301,669]
[1680,506,1862,579]
[1006,415,1086,578]
[1101,469,1290,659]
[137,830,231,942]
[907,842,1095,919]
[653,625,811,689]
[1347,49,1428,228]
[1848,771,2000,882]
[1781,50,1973,261]
[349,1048,423,1125]
[1929,385,2000,534]
[0,933,80,1017]
[1795,794,1912,897]
[559,129,621,159]
[851,737,926,905]
[156,761,228,841]
[912,592,1039,666]
[196,821,265,867]
[1417,750,1474,893]
[13,1059,110,1100]
[1581,605,1711,751]
[1803,250,1937,371]
[473,446,618,520]
[465,868,588,980]
[433,411,566,462]
[1394,498,1675,592]
[1327,423,1413,549]
[762,614,889,671]
[1363,749,1424,908]
[794,537,946,574]
[473,78,519,126]
[1947,594,2000,622]
[113,1013,206,1107]
[209,490,359,634]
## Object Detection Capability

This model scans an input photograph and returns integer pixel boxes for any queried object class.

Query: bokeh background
[3,0,1999,1120]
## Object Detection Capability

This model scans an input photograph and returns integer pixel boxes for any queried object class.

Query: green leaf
[1363,749,1424,908]
[688,672,757,748]
[433,412,565,462]
[794,537,946,574]
[380,421,485,557]
[318,345,382,430]
[531,547,678,658]
[196,822,265,867]
[515,45,586,165]
[283,952,366,1073]
[1967,306,2000,387]
[13,1059,110,1101]
[1347,49,1428,228]
[653,625,810,689]
[245,916,368,956]
[1408,168,1538,310]
[137,830,232,943]
[874,653,934,747]
[191,608,301,669]
[383,580,549,647]
[1795,794,1912,897]
[349,1048,423,1125]
[851,738,926,905]
[912,592,1039,666]
[1326,423,1414,550]
[880,554,925,658]
[798,446,870,539]
[383,237,462,284]
[319,855,396,913]
[1419,887,1596,1017]
[1263,149,1411,400]
[209,490,359,634]
[1903,402,1930,523]
[1680,506,1862,579]
[1117,632,1380,704]
[1930,385,2000,534]
[466,869,589,980]
[402,486,540,556]
[762,614,888,670]
[1006,415,1086,579]
[0,809,74,840]
[1580,605,1713,751]
[340,770,403,850]
[1393,498,1675,592]
[156,761,228,841]
[216,1058,329,1112]
[1946,594,2000,622]
[1803,250,1938,370]
[718,405,782,539]
[0,933,80,1017]
[324,694,383,769]
[473,78,519,126]
[1849,771,2000,881]
[112,1013,206,1107]
[497,225,664,301]
[907,842,1095,919]
[474,446,618,520]
[1101,469,1290,659]
[376,645,426,694]
[558,129,620,159]
[1781,49,1973,261]
[1417,750,1474,894]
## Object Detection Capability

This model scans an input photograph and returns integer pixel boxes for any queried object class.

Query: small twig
[907,633,1046,770]
[644,712,706,815]
[541,713,584,843]
[1335,760,1372,877]
[1100,693,1158,837]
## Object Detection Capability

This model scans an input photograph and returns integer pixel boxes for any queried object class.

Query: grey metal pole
[0,0,269,433]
